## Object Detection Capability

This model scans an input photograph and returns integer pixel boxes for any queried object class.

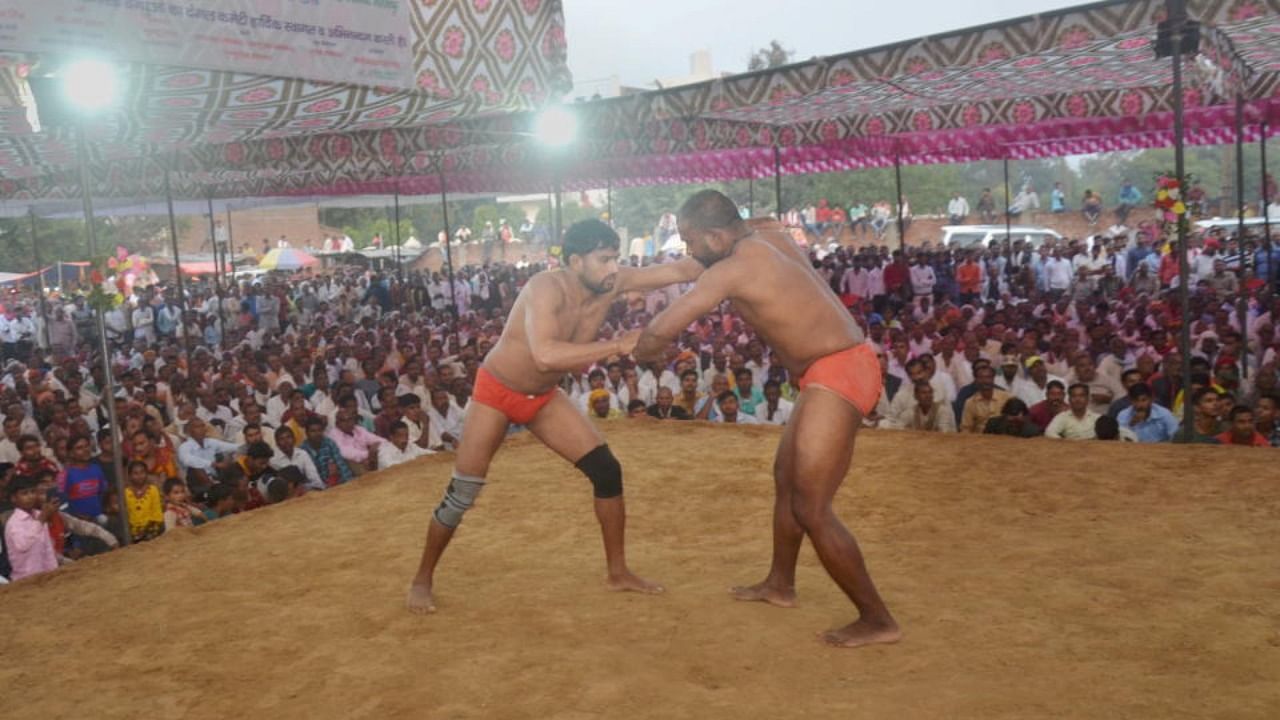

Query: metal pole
[606,174,612,227]
[894,154,905,250]
[773,146,783,218]
[225,206,236,292]
[29,210,51,351]
[1003,157,1013,247]
[1263,121,1273,296]
[1234,94,1249,378]
[163,168,193,360]
[1168,0,1195,440]
[393,187,403,282]
[553,175,564,246]
[206,196,226,351]
[75,118,129,547]
[748,174,755,218]
[436,159,460,328]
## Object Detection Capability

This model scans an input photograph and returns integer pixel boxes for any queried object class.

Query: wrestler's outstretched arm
[615,256,704,293]
[634,263,737,362]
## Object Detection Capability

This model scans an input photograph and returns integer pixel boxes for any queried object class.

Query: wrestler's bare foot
[818,618,902,648]
[606,570,665,594]
[729,580,798,608]
[405,583,437,614]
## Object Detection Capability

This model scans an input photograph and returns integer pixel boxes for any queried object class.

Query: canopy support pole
[773,146,782,218]
[748,174,755,218]
[1263,121,1273,297]
[75,117,128,547]
[163,168,193,361]
[554,175,564,247]
[1166,0,1195,440]
[393,187,403,284]
[1003,157,1012,249]
[225,207,236,294]
[894,154,905,251]
[1234,94,1249,378]
[437,159,460,342]
[606,174,613,227]
[29,210,50,350]
[206,196,226,352]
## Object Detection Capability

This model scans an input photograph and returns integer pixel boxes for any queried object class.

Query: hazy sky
[563,0,1085,97]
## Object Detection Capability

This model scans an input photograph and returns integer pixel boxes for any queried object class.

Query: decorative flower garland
[1153,172,1193,238]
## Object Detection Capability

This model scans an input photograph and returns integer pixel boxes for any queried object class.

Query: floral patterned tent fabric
[2,0,1279,204]
[0,0,570,201]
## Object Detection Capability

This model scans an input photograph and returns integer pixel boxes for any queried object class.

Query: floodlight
[63,59,119,112]
[533,105,578,149]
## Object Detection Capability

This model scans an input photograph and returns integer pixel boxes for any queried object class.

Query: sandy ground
[2,422,1278,720]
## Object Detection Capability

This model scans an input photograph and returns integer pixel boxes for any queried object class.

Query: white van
[939,225,1064,250]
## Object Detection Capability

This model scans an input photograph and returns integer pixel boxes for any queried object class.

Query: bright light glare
[63,59,119,111]
[533,105,578,148]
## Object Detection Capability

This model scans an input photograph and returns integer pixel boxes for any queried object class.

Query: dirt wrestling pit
[2,422,1278,719]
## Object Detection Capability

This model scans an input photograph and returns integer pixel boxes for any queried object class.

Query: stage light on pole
[533,105,578,149]
[63,59,119,111]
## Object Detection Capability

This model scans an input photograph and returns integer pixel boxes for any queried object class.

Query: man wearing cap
[1013,355,1064,407]
[407,219,701,614]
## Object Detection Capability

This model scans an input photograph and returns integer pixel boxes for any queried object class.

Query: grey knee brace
[576,445,622,499]
[433,473,486,528]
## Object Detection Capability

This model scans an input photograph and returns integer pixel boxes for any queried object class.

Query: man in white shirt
[378,421,434,469]
[1045,250,1075,298]
[177,418,242,491]
[711,391,758,424]
[947,193,970,224]
[1044,383,1100,439]
[270,425,324,491]
[754,381,794,425]
[909,256,936,300]
[1013,356,1065,407]
[426,388,465,450]
[635,361,680,406]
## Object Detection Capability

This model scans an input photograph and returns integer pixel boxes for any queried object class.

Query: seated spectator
[647,387,691,420]
[1045,383,1101,440]
[378,421,433,470]
[673,369,703,417]
[1117,383,1179,443]
[327,410,382,476]
[3,475,59,581]
[162,479,205,530]
[218,464,265,513]
[426,388,465,451]
[587,389,622,420]
[960,366,1010,433]
[902,381,956,433]
[177,418,242,497]
[15,435,59,479]
[239,442,277,494]
[754,380,793,425]
[1028,380,1067,432]
[983,398,1041,438]
[122,460,164,543]
[712,391,758,425]
[130,430,180,487]
[626,399,649,418]
[695,375,730,421]
[1256,394,1280,447]
[1216,405,1269,447]
[1173,388,1224,444]
[202,484,236,522]
[733,368,764,416]
[1094,415,1137,442]
[270,425,324,491]
[302,417,354,487]
[59,434,107,523]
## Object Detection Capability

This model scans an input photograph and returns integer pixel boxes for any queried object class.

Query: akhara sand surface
[2,422,1278,719]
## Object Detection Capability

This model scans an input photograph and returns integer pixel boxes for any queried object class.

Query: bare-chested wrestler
[634,190,900,648]
[407,219,702,613]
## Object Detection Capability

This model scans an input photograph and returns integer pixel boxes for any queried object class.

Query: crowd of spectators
[2,198,1278,583]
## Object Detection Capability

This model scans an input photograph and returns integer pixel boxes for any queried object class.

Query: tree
[748,40,793,71]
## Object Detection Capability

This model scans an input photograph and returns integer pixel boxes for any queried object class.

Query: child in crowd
[162,479,206,530]
[123,460,164,542]
[203,484,236,521]
[4,475,59,580]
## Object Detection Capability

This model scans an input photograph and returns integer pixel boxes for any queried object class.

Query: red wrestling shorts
[473,367,557,425]
[796,343,882,416]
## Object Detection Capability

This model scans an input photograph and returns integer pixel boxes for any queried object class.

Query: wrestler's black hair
[678,189,741,231]
[562,219,619,262]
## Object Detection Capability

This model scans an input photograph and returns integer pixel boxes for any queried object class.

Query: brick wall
[178,205,326,255]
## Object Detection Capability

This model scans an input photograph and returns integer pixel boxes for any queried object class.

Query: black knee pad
[576,444,622,499]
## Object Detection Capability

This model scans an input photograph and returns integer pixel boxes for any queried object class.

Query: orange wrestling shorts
[796,343,882,416]
[473,367,557,425]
